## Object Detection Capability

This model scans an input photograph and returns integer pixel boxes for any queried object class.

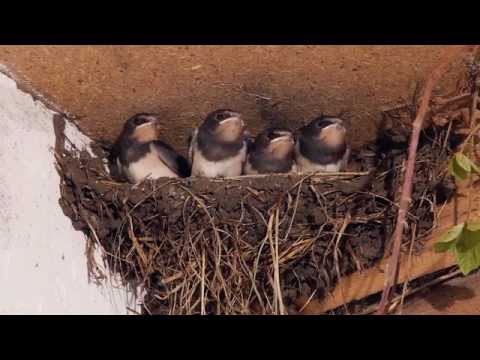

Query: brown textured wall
[0,45,465,155]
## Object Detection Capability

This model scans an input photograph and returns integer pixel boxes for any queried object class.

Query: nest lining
[55,113,456,315]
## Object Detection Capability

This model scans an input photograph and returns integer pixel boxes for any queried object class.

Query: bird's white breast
[243,159,258,175]
[124,144,178,183]
[244,157,298,175]
[297,158,343,172]
[192,142,247,178]
[295,141,347,173]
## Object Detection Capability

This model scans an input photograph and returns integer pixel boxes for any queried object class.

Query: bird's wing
[244,131,255,153]
[107,137,123,164]
[341,145,351,170]
[187,128,198,166]
[107,141,126,180]
[150,141,188,177]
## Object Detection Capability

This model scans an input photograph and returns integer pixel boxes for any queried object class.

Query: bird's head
[123,113,162,143]
[201,109,246,143]
[255,127,295,159]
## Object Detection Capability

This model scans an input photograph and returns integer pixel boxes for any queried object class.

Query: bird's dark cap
[252,127,295,160]
[123,113,160,130]
[255,127,294,146]
[311,115,343,128]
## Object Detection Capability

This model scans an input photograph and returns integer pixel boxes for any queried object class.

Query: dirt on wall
[0,45,467,156]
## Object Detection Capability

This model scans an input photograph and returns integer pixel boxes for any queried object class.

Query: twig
[274,209,285,314]
[267,209,285,315]
[127,214,149,275]
[179,185,234,311]
[376,45,474,315]
[360,268,462,315]
[283,179,304,242]
[298,289,318,313]
[126,307,142,315]
[333,213,351,314]
[201,250,206,315]
[459,122,480,154]
[398,223,417,315]
[205,171,369,182]
[249,233,269,309]
[465,67,480,223]
[382,93,471,123]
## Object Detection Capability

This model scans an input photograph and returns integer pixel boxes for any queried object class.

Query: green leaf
[466,220,480,232]
[454,237,480,275]
[455,153,472,172]
[448,156,469,181]
[437,220,480,275]
[457,228,480,252]
[434,223,465,253]
[471,161,480,175]
[434,241,457,252]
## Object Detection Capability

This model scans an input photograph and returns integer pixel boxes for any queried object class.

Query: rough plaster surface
[0,72,135,314]
[0,45,466,156]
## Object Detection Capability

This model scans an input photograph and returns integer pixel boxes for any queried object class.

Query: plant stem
[376,46,474,315]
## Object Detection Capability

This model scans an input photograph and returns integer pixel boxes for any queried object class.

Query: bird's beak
[219,113,244,128]
[144,116,164,132]
[319,121,346,135]
[269,134,295,158]
[333,119,346,133]
[319,122,347,147]
[148,115,160,126]
[135,115,160,127]
[216,114,245,142]
[132,116,162,143]
[270,134,294,145]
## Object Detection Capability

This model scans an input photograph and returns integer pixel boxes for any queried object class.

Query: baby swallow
[295,116,350,173]
[188,109,248,178]
[108,113,190,183]
[244,127,296,175]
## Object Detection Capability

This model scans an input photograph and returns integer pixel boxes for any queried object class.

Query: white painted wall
[0,71,137,314]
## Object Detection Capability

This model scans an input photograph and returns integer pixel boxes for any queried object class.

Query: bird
[244,127,296,175]
[108,113,190,183]
[295,115,350,173]
[188,109,248,178]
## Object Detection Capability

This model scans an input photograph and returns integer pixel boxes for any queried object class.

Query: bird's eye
[216,113,229,122]
[134,117,144,126]
[267,132,277,140]
[316,119,333,129]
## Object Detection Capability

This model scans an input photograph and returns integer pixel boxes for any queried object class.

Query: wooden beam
[295,183,480,314]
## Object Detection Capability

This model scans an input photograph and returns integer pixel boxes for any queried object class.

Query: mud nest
[54,111,459,315]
